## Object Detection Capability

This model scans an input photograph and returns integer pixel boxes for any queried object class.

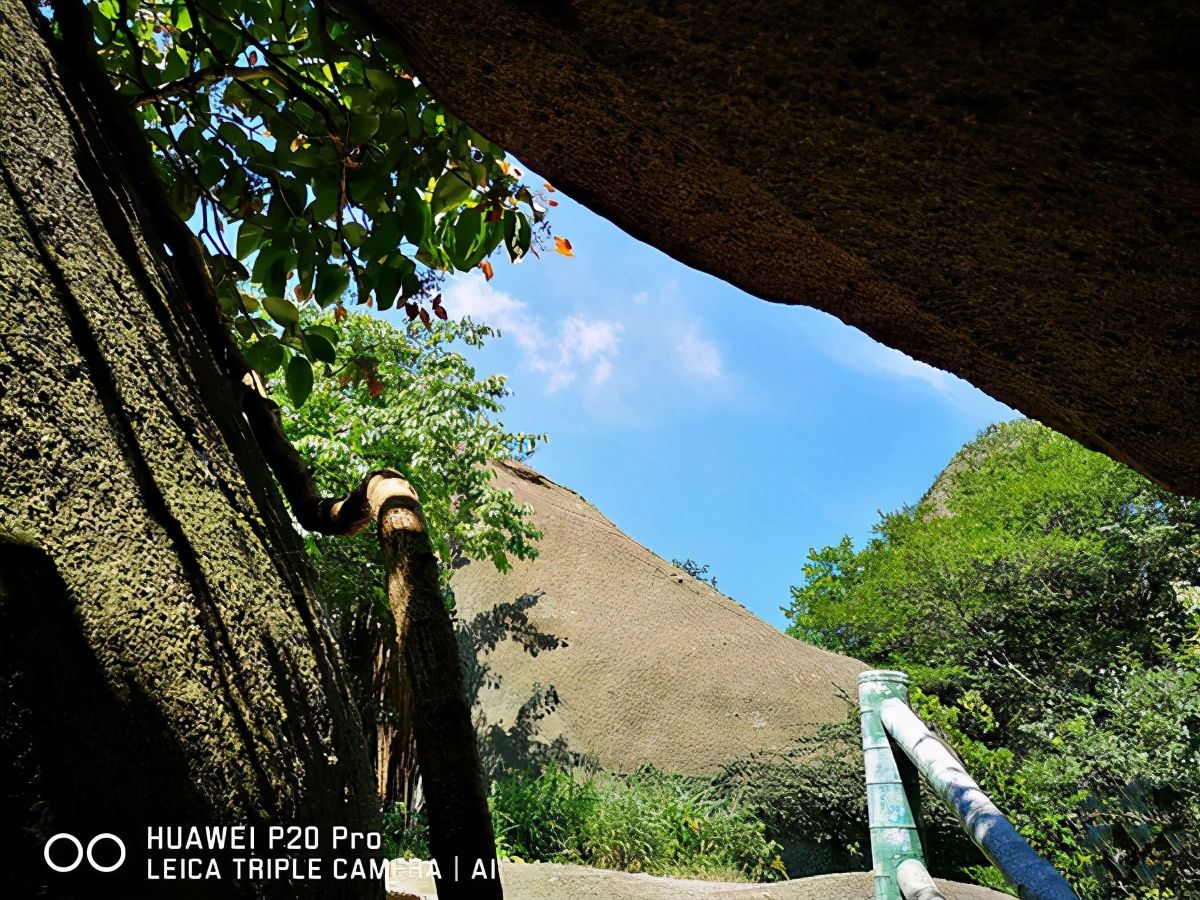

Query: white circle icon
[44,833,126,873]
[44,833,83,873]
[87,833,126,872]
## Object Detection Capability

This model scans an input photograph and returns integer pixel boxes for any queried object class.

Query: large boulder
[452,462,865,775]
[359,0,1199,494]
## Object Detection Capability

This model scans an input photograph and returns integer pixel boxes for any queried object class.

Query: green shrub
[718,719,987,882]
[580,767,785,882]
[782,422,1200,897]
[381,802,430,860]
[484,763,785,882]
[488,763,597,863]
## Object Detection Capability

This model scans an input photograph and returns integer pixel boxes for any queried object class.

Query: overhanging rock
[358,0,1199,493]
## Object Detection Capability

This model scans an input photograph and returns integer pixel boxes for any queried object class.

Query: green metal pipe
[880,697,1078,899]
[858,670,925,900]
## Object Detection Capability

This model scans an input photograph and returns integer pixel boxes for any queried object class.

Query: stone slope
[452,461,865,775]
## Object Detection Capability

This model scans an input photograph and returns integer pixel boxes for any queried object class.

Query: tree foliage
[83,0,559,405]
[279,311,544,619]
[785,420,1200,896]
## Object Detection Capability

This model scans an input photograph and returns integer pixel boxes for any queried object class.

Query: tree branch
[50,0,377,538]
[132,64,286,107]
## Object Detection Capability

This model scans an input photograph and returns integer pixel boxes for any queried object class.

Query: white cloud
[674,327,724,381]
[544,316,622,391]
[442,274,542,356]
[443,274,621,393]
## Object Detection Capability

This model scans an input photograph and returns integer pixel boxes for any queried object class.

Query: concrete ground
[388,861,1012,899]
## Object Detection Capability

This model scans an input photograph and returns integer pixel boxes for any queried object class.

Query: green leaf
[504,211,532,263]
[307,324,340,345]
[402,192,431,246]
[348,112,381,145]
[217,121,246,151]
[449,207,486,271]
[288,144,324,168]
[430,169,473,218]
[305,330,337,364]
[272,174,308,218]
[177,125,201,155]
[310,173,340,222]
[316,263,351,307]
[342,222,367,247]
[244,335,285,375]
[236,223,264,260]
[370,265,400,311]
[286,354,314,407]
[198,154,225,189]
[364,68,398,97]
[263,295,300,327]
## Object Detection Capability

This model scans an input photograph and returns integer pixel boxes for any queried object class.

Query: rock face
[0,4,373,895]
[360,0,1199,495]
[451,462,865,775]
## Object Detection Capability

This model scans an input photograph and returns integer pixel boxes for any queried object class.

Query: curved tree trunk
[374,486,502,900]
[0,0,378,895]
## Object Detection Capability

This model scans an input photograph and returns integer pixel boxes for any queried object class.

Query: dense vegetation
[384,763,786,884]
[84,0,563,407]
[786,420,1200,897]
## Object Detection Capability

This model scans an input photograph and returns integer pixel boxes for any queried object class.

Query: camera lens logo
[44,833,126,873]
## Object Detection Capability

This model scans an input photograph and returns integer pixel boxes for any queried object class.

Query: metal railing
[858,670,1078,900]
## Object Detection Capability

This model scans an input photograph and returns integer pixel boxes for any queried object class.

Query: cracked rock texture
[361,0,1199,494]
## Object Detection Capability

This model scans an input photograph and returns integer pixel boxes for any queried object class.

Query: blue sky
[409,171,1016,630]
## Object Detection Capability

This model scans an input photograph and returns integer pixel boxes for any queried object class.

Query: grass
[382,763,787,882]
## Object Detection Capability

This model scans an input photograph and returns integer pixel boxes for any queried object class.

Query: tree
[83,0,559,402]
[785,420,1200,895]
[282,312,544,813]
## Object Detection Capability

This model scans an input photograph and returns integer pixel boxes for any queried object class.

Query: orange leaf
[548,199,559,207]
[418,307,432,329]
[434,304,448,320]
[334,304,347,322]
[480,260,494,281]
[368,378,384,398]
[248,50,258,65]
[543,181,556,192]
[554,236,574,257]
